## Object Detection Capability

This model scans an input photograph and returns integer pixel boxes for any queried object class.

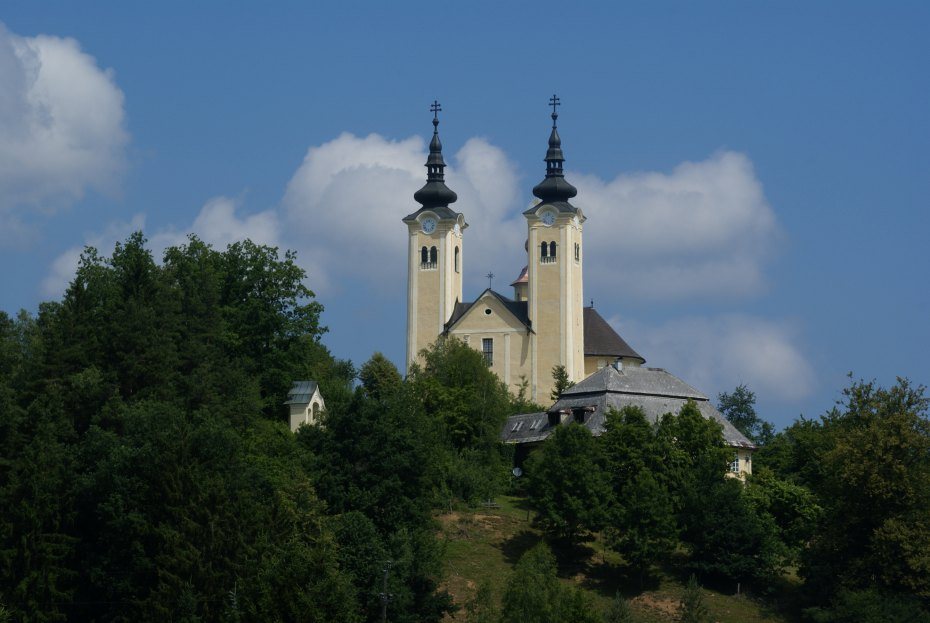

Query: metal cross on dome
[549,94,560,115]
[430,100,442,119]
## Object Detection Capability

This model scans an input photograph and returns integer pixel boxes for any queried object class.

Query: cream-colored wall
[407,216,464,372]
[448,293,532,396]
[525,209,585,403]
[288,389,325,432]
[726,448,754,480]
[583,356,642,377]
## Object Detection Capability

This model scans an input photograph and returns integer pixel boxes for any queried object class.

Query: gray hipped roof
[501,365,755,449]
[284,380,318,405]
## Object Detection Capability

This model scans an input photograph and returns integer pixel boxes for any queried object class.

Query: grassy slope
[438,495,794,622]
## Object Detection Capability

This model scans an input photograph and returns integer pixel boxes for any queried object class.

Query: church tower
[525,96,586,397]
[403,102,467,373]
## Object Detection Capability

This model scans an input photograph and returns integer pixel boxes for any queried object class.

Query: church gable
[445,289,530,335]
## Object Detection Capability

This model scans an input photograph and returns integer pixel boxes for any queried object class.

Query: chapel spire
[414,100,458,209]
[532,94,578,204]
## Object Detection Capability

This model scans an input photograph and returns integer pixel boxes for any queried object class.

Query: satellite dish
[512,467,523,478]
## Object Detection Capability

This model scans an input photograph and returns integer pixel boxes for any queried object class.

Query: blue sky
[1,1,927,428]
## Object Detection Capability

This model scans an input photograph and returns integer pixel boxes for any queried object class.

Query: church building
[403,98,754,475]
[404,98,643,403]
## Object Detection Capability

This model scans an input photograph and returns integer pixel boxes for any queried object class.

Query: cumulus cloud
[281,133,524,293]
[280,132,776,304]
[42,197,280,297]
[610,313,814,403]
[0,22,128,233]
[575,151,779,301]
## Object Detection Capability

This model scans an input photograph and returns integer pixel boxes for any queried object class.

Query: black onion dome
[414,105,458,209]
[532,97,577,204]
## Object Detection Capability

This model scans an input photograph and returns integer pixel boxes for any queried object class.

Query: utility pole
[379,560,393,623]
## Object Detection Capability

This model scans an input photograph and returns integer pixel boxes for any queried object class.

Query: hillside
[439,495,793,623]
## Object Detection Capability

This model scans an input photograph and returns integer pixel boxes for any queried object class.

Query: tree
[501,543,561,623]
[603,593,636,623]
[608,470,677,577]
[550,365,575,402]
[500,543,599,623]
[678,575,710,623]
[600,407,677,576]
[802,377,930,602]
[358,352,403,402]
[683,478,784,584]
[525,424,612,543]
[717,384,774,445]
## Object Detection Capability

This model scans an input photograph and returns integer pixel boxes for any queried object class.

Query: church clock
[421,216,437,234]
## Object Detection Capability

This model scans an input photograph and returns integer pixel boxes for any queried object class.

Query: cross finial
[549,94,560,121]
[590,299,594,308]
[486,272,495,289]
[430,100,442,120]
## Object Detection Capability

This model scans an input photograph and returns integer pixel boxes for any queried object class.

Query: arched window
[421,246,428,264]
[311,402,320,424]
[540,242,548,259]
[454,246,460,273]
[429,246,438,264]
[549,241,557,258]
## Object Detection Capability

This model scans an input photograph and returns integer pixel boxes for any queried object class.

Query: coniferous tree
[603,593,636,623]
[678,575,710,623]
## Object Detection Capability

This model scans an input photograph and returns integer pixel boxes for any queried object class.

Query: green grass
[438,495,796,622]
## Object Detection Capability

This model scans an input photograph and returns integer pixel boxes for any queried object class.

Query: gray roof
[501,365,755,449]
[444,289,531,332]
[402,205,462,223]
[284,380,318,405]
[583,307,645,363]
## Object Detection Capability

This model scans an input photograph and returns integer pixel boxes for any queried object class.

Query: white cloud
[280,133,776,304]
[610,313,814,403]
[576,151,779,301]
[0,22,128,231]
[42,197,280,298]
[281,132,523,294]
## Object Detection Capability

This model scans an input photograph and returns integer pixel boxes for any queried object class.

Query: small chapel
[403,98,754,475]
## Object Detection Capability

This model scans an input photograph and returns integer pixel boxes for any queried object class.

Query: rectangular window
[730,453,740,473]
[482,338,493,367]
[575,243,580,262]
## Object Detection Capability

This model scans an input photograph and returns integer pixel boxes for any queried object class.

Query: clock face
[421,217,437,234]
[540,211,556,226]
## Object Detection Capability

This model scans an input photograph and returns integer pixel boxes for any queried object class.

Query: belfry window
[420,246,437,270]
[541,241,556,264]
[482,338,493,366]
[454,246,460,273]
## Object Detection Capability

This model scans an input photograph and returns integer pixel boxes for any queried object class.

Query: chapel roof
[284,380,319,405]
[583,307,645,363]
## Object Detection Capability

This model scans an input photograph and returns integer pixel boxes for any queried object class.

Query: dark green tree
[525,424,612,543]
[550,364,575,402]
[802,377,930,602]
[358,352,402,402]
[717,384,774,445]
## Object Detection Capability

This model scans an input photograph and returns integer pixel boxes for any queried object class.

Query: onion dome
[414,100,458,209]
[532,94,578,204]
